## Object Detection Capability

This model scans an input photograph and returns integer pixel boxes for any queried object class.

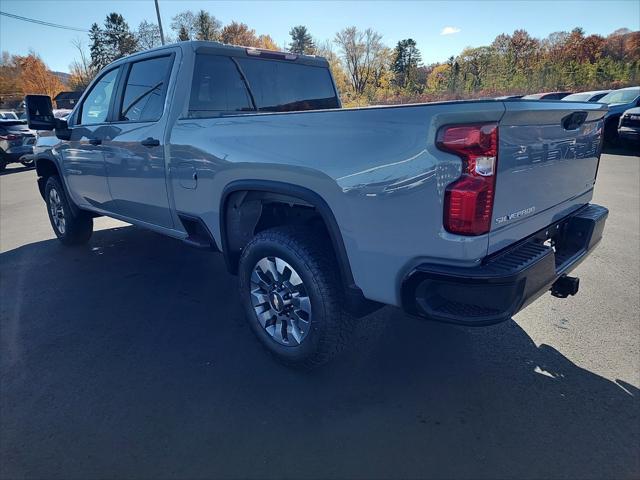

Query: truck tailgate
[489,101,607,254]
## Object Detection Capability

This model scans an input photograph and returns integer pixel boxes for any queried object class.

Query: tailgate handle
[562,111,588,131]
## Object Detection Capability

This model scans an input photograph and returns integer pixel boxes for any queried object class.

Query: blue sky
[1,0,639,73]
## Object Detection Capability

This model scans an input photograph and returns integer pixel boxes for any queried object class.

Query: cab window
[80,68,119,125]
[119,56,173,122]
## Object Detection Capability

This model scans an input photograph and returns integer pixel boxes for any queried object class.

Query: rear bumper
[401,204,608,325]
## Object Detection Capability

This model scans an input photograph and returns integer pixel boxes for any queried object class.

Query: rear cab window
[236,58,339,112]
[188,54,339,117]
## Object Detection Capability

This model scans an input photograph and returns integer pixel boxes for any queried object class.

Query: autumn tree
[315,41,350,100]
[220,22,259,47]
[334,27,385,96]
[68,39,95,91]
[426,63,451,93]
[17,53,65,98]
[257,35,279,51]
[289,26,315,54]
[0,52,22,103]
[171,11,196,40]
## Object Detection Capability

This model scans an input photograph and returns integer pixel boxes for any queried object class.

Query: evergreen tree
[103,13,138,61]
[177,25,190,41]
[391,39,421,89]
[194,10,221,41]
[89,23,110,70]
[289,26,315,54]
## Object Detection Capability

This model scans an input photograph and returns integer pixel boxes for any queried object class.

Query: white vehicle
[0,110,20,120]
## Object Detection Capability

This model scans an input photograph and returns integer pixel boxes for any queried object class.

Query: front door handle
[89,138,101,145]
[141,137,160,147]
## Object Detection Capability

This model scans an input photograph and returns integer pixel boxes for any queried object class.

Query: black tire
[0,160,6,172]
[604,119,620,147]
[44,175,93,245]
[238,226,354,368]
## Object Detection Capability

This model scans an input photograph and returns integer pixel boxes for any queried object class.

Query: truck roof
[116,40,329,68]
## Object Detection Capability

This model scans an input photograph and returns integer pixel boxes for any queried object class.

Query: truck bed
[169,98,606,305]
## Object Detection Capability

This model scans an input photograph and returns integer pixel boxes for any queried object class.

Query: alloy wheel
[48,187,66,235]
[250,256,312,346]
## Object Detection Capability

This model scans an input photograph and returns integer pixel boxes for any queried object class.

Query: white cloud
[440,26,461,35]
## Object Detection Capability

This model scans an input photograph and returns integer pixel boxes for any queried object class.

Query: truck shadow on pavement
[0,164,34,176]
[1,225,638,480]
[602,144,639,157]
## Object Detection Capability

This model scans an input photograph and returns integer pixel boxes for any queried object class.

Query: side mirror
[25,94,72,140]
[25,95,56,130]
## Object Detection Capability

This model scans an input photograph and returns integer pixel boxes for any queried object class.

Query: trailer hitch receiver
[551,275,580,298]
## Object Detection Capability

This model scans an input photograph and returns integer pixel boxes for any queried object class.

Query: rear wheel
[605,119,620,146]
[238,226,353,367]
[44,176,93,245]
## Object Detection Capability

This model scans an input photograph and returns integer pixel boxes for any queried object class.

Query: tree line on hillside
[0,8,638,108]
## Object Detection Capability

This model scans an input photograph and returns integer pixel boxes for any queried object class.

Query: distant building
[54,91,82,110]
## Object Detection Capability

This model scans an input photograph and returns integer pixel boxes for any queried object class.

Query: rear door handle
[141,137,160,147]
[89,138,101,145]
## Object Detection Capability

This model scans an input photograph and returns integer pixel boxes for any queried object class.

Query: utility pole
[154,0,165,45]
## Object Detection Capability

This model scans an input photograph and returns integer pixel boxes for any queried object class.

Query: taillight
[0,134,20,141]
[437,123,498,236]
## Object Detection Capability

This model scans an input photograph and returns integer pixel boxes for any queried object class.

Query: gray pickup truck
[26,41,609,366]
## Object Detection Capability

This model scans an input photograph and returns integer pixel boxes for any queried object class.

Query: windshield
[598,88,640,105]
[562,93,592,101]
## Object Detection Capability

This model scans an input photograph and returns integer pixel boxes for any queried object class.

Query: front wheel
[44,176,93,245]
[238,226,354,367]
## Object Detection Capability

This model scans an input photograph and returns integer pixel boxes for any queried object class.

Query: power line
[0,11,89,33]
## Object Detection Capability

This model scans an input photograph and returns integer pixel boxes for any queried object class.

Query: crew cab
[26,41,609,366]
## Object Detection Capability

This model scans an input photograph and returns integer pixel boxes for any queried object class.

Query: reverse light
[437,123,498,236]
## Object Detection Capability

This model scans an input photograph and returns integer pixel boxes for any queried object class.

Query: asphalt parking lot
[1,149,639,479]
